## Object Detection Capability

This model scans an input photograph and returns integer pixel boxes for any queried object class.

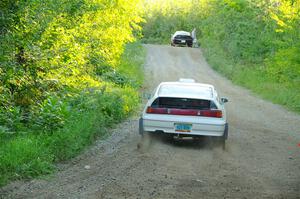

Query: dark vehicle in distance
[171,31,193,47]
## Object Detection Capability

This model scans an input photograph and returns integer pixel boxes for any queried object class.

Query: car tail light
[146,107,222,118]
[146,107,168,114]
[200,110,222,118]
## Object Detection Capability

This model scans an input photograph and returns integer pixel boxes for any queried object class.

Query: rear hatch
[143,97,225,134]
[144,97,223,121]
[151,97,217,111]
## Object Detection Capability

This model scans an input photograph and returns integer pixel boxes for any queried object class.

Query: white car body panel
[141,80,228,137]
[143,115,225,136]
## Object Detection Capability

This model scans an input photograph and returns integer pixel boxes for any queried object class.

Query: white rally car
[139,79,228,146]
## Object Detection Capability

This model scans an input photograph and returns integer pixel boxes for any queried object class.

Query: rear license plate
[181,40,185,43]
[175,123,192,132]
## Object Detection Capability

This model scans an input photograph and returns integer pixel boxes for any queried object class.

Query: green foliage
[0,0,144,132]
[0,41,145,186]
[142,0,300,112]
[0,136,54,185]
[31,96,71,132]
[0,106,23,132]
[266,47,300,83]
[102,42,145,87]
[142,1,195,44]
[200,0,300,112]
[0,0,145,186]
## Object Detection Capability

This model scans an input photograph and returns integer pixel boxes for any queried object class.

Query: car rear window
[151,97,217,110]
[175,35,192,40]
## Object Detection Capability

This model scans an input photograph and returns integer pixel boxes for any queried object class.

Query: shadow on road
[142,133,224,150]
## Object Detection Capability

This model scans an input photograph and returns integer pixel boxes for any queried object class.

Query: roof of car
[174,31,191,36]
[157,81,215,100]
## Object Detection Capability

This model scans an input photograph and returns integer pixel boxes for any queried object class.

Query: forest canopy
[0,0,144,185]
[0,0,144,132]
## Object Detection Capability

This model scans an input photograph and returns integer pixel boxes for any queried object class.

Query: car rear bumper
[141,118,226,137]
[172,39,193,45]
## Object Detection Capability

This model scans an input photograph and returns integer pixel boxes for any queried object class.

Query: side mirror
[220,97,228,104]
[142,93,151,99]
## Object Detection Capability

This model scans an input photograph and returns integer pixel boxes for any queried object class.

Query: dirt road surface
[1,45,300,199]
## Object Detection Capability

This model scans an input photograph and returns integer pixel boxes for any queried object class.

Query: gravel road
[1,45,300,199]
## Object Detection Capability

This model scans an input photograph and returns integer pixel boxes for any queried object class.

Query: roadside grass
[0,136,54,185]
[0,42,145,187]
[118,42,145,87]
[201,38,300,113]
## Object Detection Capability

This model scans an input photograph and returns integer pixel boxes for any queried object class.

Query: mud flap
[138,118,144,135]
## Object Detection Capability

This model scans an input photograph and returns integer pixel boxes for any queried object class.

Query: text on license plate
[181,40,186,43]
[175,123,192,132]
